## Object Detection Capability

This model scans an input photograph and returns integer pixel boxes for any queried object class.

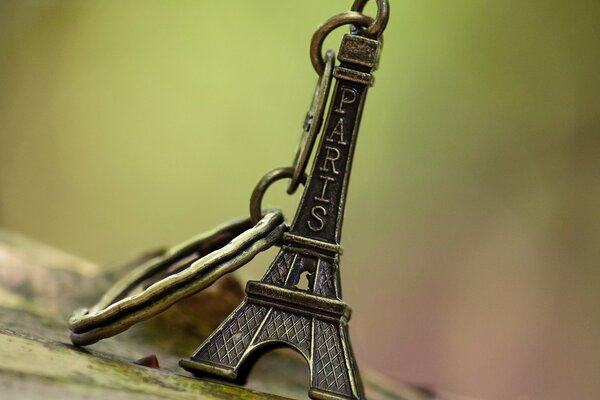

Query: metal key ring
[351,0,390,38]
[310,11,374,75]
[250,167,307,225]
[69,210,286,346]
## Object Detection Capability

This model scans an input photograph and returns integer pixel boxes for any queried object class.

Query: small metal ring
[310,11,374,75]
[250,167,307,225]
[351,0,390,38]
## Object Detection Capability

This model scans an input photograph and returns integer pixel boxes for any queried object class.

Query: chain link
[351,0,390,38]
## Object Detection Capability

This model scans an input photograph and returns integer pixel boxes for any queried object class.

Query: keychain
[69,1,390,399]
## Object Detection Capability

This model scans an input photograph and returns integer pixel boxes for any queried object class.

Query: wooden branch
[0,228,444,400]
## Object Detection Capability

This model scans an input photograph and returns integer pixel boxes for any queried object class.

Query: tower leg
[180,300,269,379]
[309,320,364,400]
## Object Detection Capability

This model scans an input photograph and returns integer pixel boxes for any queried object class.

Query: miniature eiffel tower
[181,34,381,400]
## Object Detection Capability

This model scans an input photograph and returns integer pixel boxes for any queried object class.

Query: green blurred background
[1,1,599,399]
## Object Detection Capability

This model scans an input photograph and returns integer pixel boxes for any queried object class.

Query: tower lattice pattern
[257,310,312,357]
[197,303,267,366]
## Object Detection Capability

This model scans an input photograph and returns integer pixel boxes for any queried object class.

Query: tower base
[180,280,364,400]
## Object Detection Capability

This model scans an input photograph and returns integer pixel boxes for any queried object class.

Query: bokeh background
[1,1,599,399]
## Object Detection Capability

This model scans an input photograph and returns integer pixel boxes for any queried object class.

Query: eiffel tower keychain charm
[181,6,388,399]
[69,2,389,399]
